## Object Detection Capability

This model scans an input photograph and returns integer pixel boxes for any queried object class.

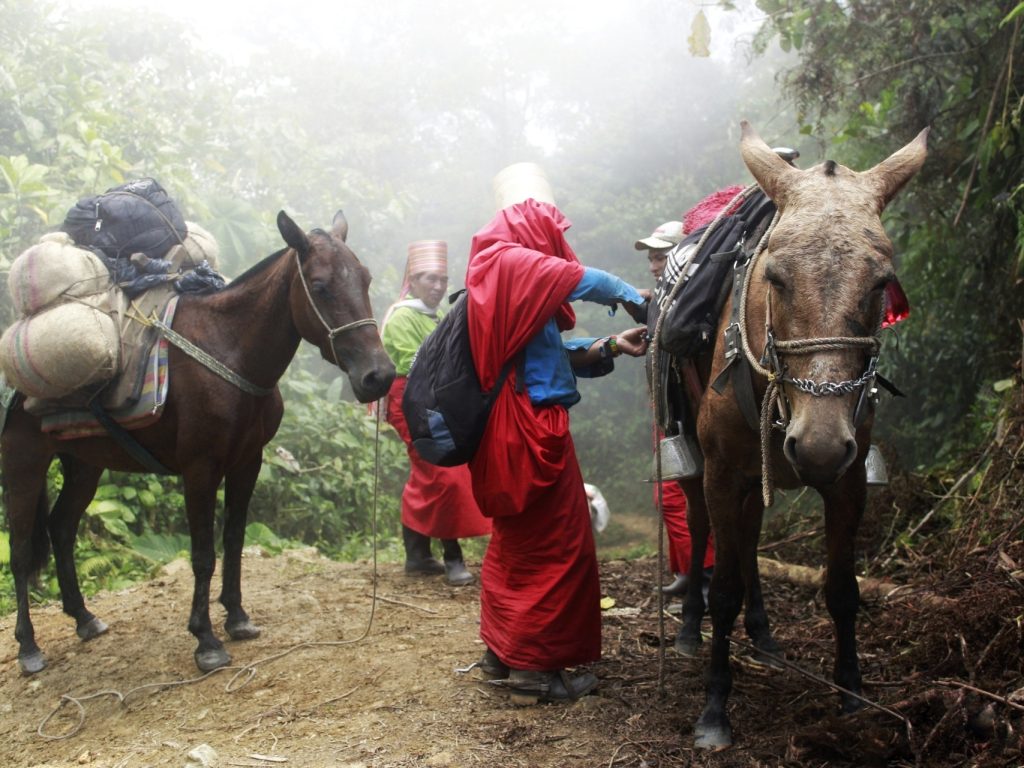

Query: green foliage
[249,359,407,558]
[742,0,1024,469]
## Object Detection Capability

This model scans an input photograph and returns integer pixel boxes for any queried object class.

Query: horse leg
[675,477,708,656]
[49,456,108,642]
[219,456,262,641]
[182,466,230,671]
[694,467,747,749]
[738,490,782,665]
[822,479,866,713]
[3,417,55,674]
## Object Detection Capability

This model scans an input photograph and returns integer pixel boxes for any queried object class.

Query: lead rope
[648,185,759,679]
[37,403,385,741]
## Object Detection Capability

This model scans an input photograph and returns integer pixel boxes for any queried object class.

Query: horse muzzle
[782,412,858,486]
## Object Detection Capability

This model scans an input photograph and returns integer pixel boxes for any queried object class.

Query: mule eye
[764,268,786,292]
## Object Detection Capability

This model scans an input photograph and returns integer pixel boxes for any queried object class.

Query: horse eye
[311,280,330,296]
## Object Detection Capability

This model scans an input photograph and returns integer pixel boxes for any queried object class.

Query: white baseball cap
[634,220,684,251]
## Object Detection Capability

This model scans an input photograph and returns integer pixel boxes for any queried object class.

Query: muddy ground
[1,520,1022,768]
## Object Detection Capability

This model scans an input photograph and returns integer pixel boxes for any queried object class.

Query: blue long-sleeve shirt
[521,267,644,407]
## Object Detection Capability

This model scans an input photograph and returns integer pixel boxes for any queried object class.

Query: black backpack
[61,178,187,263]
[655,190,776,359]
[401,290,514,467]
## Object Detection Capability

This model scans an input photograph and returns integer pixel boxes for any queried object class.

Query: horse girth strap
[151,317,275,397]
[89,399,173,475]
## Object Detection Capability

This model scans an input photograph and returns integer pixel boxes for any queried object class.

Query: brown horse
[670,122,928,748]
[2,210,395,674]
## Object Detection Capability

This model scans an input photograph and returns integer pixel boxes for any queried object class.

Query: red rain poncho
[465,200,602,671]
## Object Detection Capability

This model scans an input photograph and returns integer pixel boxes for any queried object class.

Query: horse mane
[225,247,289,288]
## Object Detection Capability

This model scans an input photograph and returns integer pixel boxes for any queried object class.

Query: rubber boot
[403,525,444,575]
[442,539,474,586]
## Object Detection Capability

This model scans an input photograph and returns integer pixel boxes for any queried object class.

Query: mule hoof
[77,617,109,641]
[694,718,733,750]
[225,620,261,641]
[674,634,702,657]
[194,647,231,672]
[841,694,865,714]
[19,650,47,676]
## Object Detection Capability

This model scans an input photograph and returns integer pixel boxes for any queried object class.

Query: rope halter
[294,250,378,369]
[740,226,884,507]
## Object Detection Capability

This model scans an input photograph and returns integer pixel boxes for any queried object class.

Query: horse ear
[740,120,800,208]
[277,210,310,255]
[860,127,929,211]
[331,210,349,242]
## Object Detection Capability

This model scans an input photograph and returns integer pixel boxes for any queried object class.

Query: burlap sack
[8,232,111,316]
[0,302,120,399]
[166,221,220,272]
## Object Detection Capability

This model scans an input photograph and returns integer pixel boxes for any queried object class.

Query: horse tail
[28,490,52,575]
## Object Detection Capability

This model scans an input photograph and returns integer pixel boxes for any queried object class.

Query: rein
[293,250,378,369]
[737,220,884,506]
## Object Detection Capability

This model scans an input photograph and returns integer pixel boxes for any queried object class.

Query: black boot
[442,539,475,586]
[505,669,598,703]
[659,572,689,596]
[403,525,444,575]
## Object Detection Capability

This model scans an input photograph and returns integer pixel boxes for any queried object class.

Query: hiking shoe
[505,669,598,704]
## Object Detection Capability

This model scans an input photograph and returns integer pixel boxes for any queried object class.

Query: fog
[62,0,789,301]
[25,0,797,504]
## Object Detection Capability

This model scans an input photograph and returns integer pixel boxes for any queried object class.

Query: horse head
[739,121,927,486]
[277,210,395,403]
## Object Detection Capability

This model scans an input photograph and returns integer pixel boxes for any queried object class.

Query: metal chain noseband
[738,221,884,507]
[293,251,377,369]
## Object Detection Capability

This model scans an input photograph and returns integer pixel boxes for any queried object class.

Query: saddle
[25,289,179,439]
[649,186,777,436]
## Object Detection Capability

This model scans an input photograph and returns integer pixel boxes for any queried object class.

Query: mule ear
[860,127,929,211]
[740,120,800,208]
[277,210,310,255]
[331,210,349,242]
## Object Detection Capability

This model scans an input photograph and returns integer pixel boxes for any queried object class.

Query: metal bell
[651,431,704,481]
[865,444,889,486]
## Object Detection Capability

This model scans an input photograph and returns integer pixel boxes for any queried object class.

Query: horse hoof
[194,647,231,672]
[694,719,733,750]
[77,617,109,641]
[750,640,785,669]
[674,634,702,657]
[225,620,261,641]
[19,650,47,675]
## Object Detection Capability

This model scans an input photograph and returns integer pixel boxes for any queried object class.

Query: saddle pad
[40,297,178,439]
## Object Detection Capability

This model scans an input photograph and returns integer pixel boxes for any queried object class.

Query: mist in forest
[17,0,794,509]
[63,0,788,297]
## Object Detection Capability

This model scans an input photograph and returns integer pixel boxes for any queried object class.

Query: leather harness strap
[710,255,761,431]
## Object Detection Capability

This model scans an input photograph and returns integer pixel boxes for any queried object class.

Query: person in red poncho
[465,162,650,703]
[381,240,491,586]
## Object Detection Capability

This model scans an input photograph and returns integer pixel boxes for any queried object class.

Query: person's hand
[622,290,651,323]
[615,326,649,357]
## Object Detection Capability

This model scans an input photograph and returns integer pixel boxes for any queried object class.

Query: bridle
[293,249,378,369]
[738,213,886,505]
